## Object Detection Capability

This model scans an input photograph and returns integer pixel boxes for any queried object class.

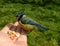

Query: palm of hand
[0,22,27,46]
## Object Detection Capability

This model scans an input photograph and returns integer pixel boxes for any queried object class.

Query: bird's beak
[16,17,19,21]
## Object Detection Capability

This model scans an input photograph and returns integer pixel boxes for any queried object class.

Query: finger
[10,26,17,31]
[20,30,27,35]
[17,30,27,42]
[1,23,13,33]
[15,25,22,33]
[13,22,19,26]
[13,25,21,40]
[10,22,19,31]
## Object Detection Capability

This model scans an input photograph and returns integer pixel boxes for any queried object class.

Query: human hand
[0,22,27,46]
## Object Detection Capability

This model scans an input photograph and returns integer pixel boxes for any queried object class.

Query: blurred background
[0,0,60,46]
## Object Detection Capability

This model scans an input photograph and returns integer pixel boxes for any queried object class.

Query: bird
[16,12,49,32]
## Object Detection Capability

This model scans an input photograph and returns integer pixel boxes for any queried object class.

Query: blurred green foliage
[0,0,60,46]
[0,0,60,5]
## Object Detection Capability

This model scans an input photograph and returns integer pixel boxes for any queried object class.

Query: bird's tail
[35,24,49,30]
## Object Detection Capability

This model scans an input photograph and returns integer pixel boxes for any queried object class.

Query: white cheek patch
[23,15,26,18]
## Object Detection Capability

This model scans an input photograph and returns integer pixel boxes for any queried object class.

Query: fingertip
[1,23,13,33]
[20,30,27,35]
[14,22,19,26]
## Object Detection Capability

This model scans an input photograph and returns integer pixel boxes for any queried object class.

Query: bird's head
[16,12,26,21]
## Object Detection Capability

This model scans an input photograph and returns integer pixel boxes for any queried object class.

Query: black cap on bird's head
[16,12,24,21]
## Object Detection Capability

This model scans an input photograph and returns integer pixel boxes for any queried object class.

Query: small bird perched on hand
[16,12,49,32]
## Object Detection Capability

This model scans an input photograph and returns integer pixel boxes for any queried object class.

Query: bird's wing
[21,18,38,25]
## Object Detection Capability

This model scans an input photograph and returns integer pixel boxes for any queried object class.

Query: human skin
[0,22,27,46]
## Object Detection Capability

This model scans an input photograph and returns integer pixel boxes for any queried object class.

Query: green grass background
[0,3,60,46]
